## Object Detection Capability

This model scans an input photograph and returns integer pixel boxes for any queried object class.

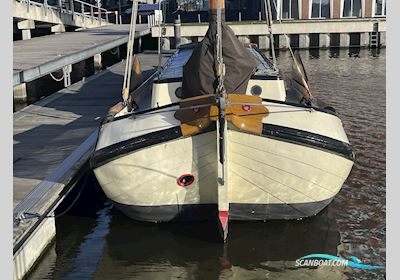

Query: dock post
[51,24,66,34]
[340,33,350,47]
[319,33,330,48]
[91,6,94,23]
[161,37,171,50]
[13,217,56,280]
[138,36,142,53]
[69,0,74,19]
[97,1,101,23]
[94,53,102,71]
[258,35,270,50]
[380,32,386,47]
[17,20,35,40]
[13,83,28,103]
[238,36,250,44]
[21,30,31,40]
[63,65,72,87]
[181,37,192,45]
[279,34,290,49]
[44,0,48,16]
[299,34,310,49]
[174,18,181,48]
[81,2,84,23]
[360,32,370,47]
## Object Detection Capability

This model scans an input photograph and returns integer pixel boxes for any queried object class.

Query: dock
[13,24,150,87]
[13,52,166,280]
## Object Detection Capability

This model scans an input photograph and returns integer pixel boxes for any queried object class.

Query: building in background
[71,0,387,20]
[102,0,156,11]
[272,0,386,20]
[99,0,387,26]
[169,0,386,20]
[151,0,386,50]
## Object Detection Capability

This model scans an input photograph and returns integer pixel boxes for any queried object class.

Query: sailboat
[91,0,354,240]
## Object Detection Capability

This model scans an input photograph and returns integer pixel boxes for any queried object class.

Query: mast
[210,0,229,242]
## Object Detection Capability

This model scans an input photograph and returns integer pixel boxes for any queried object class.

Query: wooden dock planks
[13,24,151,85]
[13,52,163,209]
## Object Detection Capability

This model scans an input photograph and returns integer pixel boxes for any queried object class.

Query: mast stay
[264,0,278,72]
[122,0,139,109]
[269,0,313,102]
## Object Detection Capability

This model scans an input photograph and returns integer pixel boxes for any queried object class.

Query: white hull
[95,131,218,208]
[226,129,353,219]
[92,102,354,221]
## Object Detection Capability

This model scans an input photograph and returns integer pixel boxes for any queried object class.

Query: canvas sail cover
[181,20,260,99]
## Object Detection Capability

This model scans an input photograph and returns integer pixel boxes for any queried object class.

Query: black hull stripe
[91,124,217,169]
[262,124,355,161]
[112,197,334,222]
[92,122,354,169]
[91,126,183,169]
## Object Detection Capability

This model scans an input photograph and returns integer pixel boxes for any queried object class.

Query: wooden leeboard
[176,94,269,137]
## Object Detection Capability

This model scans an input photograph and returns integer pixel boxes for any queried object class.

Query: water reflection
[348,47,361,58]
[329,47,340,58]
[309,48,320,59]
[92,205,344,280]
[370,48,381,57]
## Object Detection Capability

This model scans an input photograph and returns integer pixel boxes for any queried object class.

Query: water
[27,48,386,280]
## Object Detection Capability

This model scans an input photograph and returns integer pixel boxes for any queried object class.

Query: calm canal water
[27,48,386,280]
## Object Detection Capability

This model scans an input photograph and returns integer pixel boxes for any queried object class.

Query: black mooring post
[174,18,181,48]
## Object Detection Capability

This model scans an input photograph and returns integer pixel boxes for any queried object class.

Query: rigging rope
[157,0,166,73]
[122,0,138,104]
[264,0,278,71]
[271,0,296,59]
[216,0,225,96]
[127,103,313,121]
[270,0,313,99]
[49,72,64,82]
[15,171,90,224]
[109,47,119,55]
[132,107,312,118]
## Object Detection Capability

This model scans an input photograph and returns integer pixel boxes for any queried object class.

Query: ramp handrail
[16,0,112,23]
